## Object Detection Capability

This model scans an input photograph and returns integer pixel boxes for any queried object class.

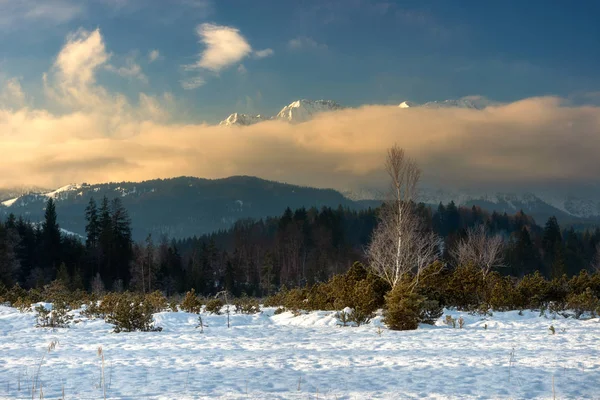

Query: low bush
[234,297,261,314]
[336,310,351,327]
[419,299,444,325]
[383,285,423,331]
[204,298,224,315]
[105,292,161,333]
[35,301,73,328]
[145,290,168,313]
[566,287,600,319]
[349,307,374,327]
[81,298,102,319]
[13,296,32,313]
[180,289,202,313]
[99,292,121,318]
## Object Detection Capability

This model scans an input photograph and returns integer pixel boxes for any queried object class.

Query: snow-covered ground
[0,305,598,399]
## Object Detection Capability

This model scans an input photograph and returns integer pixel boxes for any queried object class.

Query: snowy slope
[219,99,344,126]
[219,113,268,126]
[343,186,600,219]
[0,305,598,399]
[399,96,495,110]
[1,184,82,207]
[275,99,344,123]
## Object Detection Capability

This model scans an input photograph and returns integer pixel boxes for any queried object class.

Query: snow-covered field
[0,305,599,399]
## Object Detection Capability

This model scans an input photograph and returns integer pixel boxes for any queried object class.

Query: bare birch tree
[366,145,441,290]
[451,224,504,279]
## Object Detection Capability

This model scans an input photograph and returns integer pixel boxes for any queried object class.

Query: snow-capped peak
[0,183,82,208]
[398,97,495,110]
[45,184,82,199]
[276,99,344,123]
[219,113,268,126]
[398,101,416,108]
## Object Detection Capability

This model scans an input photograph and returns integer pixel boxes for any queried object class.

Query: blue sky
[1,0,599,123]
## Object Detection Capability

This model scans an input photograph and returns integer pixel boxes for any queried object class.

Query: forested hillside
[1,197,598,297]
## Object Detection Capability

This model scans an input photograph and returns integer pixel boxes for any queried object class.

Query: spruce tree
[0,221,20,286]
[510,227,539,276]
[55,262,71,287]
[111,198,133,285]
[85,197,99,249]
[542,216,563,277]
[42,198,62,272]
[98,196,113,282]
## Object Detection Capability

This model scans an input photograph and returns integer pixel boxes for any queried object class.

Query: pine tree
[55,262,71,287]
[98,196,113,282]
[111,198,133,285]
[85,197,100,251]
[144,234,156,293]
[42,198,62,272]
[551,242,567,279]
[445,201,461,236]
[0,221,20,286]
[71,268,84,290]
[509,227,539,276]
[542,216,563,277]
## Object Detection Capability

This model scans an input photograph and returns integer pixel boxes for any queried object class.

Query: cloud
[189,23,252,72]
[106,56,148,83]
[254,48,274,59]
[0,0,83,29]
[3,29,600,195]
[237,64,248,75]
[0,78,27,109]
[2,85,600,195]
[180,77,206,90]
[43,28,113,110]
[148,49,162,63]
[287,36,328,51]
[181,23,263,89]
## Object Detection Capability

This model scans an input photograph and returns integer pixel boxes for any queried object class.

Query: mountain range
[343,187,600,223]
[219,99,345,125]
[1,175,598,242]
[0,176,378,240]
[219,96,493,126]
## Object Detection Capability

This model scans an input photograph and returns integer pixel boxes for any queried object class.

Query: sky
[1,0,600,194]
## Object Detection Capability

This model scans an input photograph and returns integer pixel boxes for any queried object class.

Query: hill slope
[0,176,370,240]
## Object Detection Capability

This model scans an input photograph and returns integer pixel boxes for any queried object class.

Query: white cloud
[0,78,27,109]
[237,64,247,75]
[106,56,148,83]
[44,28,112,109]
[287,36,328,51]
[180,77,206,90]
[254,48,274,59]
[42,27,167,135]
[148,49,162,63]
[54,28,110,87]
[182,23,268,89]
[0,0,83,29]
[190,23,252,72]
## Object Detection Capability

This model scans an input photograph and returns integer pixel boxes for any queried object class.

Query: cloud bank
[2,28,600,195]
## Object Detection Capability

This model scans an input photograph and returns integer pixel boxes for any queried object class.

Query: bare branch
[367,144,440,289]
[451,224,505,278]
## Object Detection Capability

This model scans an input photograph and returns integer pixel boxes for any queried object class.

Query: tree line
[0,194,599,297]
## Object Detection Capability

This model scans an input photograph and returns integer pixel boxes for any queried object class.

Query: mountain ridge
[2,175,599,241]
[219,99,344,126]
